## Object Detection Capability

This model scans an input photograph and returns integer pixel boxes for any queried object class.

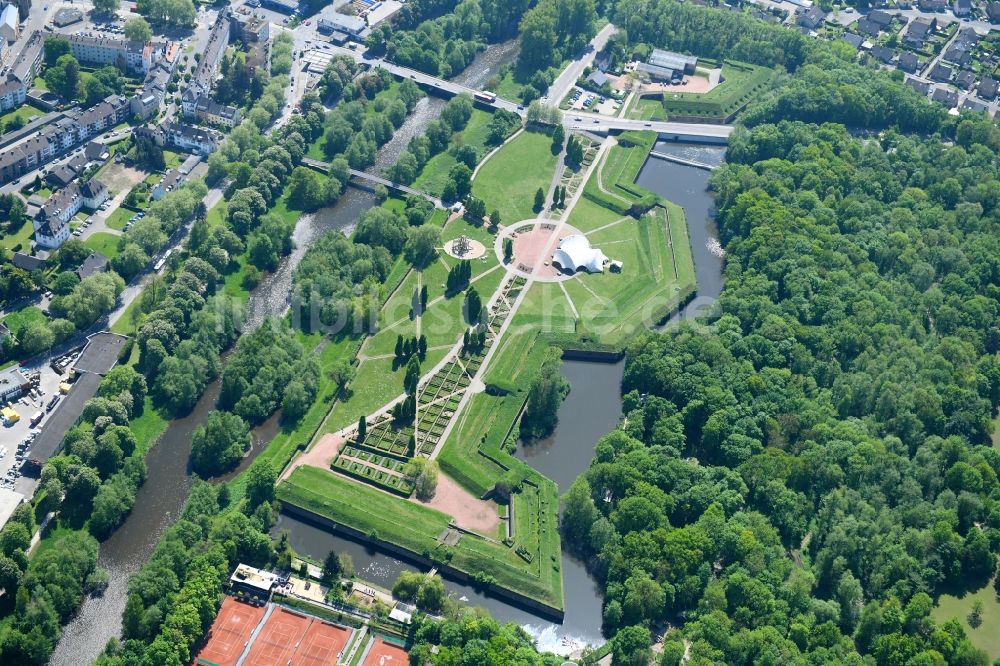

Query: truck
[474,90,497,104]
[29,411,43,427]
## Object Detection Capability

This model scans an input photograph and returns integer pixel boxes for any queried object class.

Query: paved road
[545,23,618,106]
[565,114,734,140]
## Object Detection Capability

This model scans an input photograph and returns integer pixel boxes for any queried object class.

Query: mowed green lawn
[84,232,123,260]
[2,306,46,335]
[932,583,1000,660]
[472,130,557,225]
[1,219,34,251]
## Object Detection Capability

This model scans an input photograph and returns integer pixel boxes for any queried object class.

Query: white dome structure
[551,235,608,273]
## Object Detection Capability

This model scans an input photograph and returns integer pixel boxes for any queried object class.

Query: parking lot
[0,352,78,491]
[566,86,622,115]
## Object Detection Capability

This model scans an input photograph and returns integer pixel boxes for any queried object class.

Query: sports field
[363,638,409,666]
[194,597,265,666]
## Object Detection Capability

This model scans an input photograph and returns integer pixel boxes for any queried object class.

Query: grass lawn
[472,130,557,225]
[0,102,46,130]
[163,150,183,171]
[131,397,169,454]
[660,60,776,121]
[84,232,123,260]
[110,296,143,335]
[1,219,34,251]
[105,206,134,231]
[625,95,666,121]
[278,465,563,612]
[567,195,627,234]
[2,306,46,336]
[932,582,1000,660]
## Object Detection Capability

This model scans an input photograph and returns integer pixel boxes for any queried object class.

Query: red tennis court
[195,597,266,666]
[291,620,351,665]
[244,608,311,666]
[363,638,409,666]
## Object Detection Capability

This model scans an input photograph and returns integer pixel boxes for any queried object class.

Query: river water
[51,40,521,666]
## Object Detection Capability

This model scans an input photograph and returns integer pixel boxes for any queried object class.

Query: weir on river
[50,44,726,660]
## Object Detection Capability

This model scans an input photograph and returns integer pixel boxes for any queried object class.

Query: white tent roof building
[552,235,608,273]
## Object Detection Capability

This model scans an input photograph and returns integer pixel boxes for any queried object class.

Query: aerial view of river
[50,40,520,666]
[50,37,724,659]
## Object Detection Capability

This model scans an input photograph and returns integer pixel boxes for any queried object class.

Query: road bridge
[301,157,443,207]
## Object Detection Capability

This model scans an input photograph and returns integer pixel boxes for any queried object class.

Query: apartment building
[0,73,25,112]
[67,34,163,75]
[33,179,109,249]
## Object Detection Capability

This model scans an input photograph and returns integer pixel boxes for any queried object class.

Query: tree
[968,600,984,629]
[404,355,421,395]
[464,286,481,325]
[124,17,153,42]
[533,187,545,213]
[44,54,81,101]
[551,123,565,154]
[503,237,513,264]
[191,412,250,476]
[520,347,568,439]
[281,380,311,423]
[92,0,120,13]
[417,334,427,360]
[321,550,341,586]
[245,458,276,507]
[420,284,428,310]
[448,164,473,200]
[404,458,439,501]
[357,416,367,442]
[403,226,440,268]
[490,209,501,229]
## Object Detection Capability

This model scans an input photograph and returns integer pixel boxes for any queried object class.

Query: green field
[582,130,660,216]
[932,583,1000,660]
[106,206,137,231]
[2,306,46,335]
[278,464,564,612]
[657,60,776,121]
[1,219,34,252]
[0,102,46,130]
[471,130,558,224]
[84,232,123,260]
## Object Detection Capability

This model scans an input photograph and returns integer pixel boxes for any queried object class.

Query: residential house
[918,0,947,10]
[870,45,895,64]
[193,95,241,128]
[11,252,46,271]
[953,0,972,16]
[233,13,269,42]
[943,46,972,67]
[74,252,109,280]
[0,3,18,42]
[868,10,895,27]
[32,179,108,249]
[903,18,934,47]
[795,5,826,30]
[906,77,931,95]
[67,34,163,75]
[898,51,920,73]
[856,17,881,36]
[0,74,26,112]
[961,97,989,113]
[978,77,998,100]
[164,122,219,155]
[931,86,958,107]
[989,1,1000,22]
[929,62,953,82]
[955,70,975,90]
[841,33,864,49]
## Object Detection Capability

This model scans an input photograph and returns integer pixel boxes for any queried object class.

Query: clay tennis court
[194,597,265,666]
[363,638,409,666]
[244,608,311,665]
[291,620,351,665]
